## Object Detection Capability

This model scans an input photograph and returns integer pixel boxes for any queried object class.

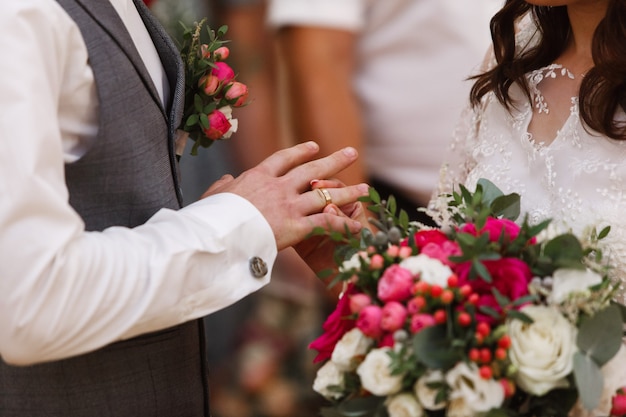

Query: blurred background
[147,0,502,416]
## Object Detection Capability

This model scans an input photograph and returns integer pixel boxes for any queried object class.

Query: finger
[305,212,364,235]
[310,178,347,190]
[256,141,321,177]
[305,183,369,213]
[287,147,359,190]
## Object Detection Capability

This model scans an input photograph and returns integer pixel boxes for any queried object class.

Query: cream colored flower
[447,397,474,417]
[331,328,373,371]
[549,268,603,304]
[508,305,577,395]
[414,370,447,410]
[399,254,452,287]
[339,252,367,273]
[446,362,504,413]
[312,361,345,400]
[385,393,424,417]
[356,348,404,396]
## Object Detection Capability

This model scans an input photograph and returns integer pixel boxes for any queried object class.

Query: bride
[426,0,626,304]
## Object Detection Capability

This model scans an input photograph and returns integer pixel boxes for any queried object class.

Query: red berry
[460,285,472,297]
[479,366,493,379]
[477,322,491,337]
[475,332,484,345]
[498,335,512,349]
[414,281,429,294]
[447,275,459,288]
[468,293,480,304]
[434,309,447,324]
[480,348,492,363]
[441,290,454,304]
[430,285,443,298]
[458,312,472,327]
[469,348,480,362]
[495,348,507,360]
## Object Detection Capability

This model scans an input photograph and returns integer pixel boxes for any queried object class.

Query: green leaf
[335,396,386,417]
[544,234,584,264]
[413,325,463,369]
[194,94,203,112]
[199,113,210,128]
[473,260,492,283]
[490,194,521,221]
[185,114,199,127]
[573,351,603,411]
[577,304,623,366]
[598,226,611,240]
[477,178,504,205]
[369,187,381,204]
[506,309,534,324]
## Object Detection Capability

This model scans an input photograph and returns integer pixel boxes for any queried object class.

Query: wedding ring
[317,188,333,207]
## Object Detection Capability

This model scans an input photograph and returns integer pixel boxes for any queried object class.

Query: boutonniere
[175,19,249,157]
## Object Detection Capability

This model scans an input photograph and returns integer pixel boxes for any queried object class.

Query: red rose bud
[211,61,235,84]
[203,110,232,140]
[612,390,626,416]
[225,81,249,107]
[199,73,220,96]
[213,46,230,60]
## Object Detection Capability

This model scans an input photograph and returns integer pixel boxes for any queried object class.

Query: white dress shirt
[0,0,276,365]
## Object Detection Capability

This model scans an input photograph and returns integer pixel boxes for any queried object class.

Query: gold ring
[317,188,333,206]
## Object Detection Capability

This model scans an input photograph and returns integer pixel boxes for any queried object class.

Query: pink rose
[200,44,211,59]
[612,390,626,416]
[202,110,232,140]
[199,73,220,96]
[410,314,436,334]
[213,46,230,60]
[455,257,532,323]
[402,229,449,248]
[357,305,383,339]
[380,301,408,332]
[224,81,249,107]
[461,217,521,243]
[211,61,235,84]
[309,284,356,363]
[377,264,414,302]
[349,293,372,314]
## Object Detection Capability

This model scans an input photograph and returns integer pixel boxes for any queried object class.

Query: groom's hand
[201,141,370,251]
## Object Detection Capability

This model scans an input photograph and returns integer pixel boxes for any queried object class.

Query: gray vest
[0,1,210,415]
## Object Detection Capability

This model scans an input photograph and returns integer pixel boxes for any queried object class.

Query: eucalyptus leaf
[598,226,611,240]
[577,304,623,365]
[336,396,386,417]
[490,194,521,221]
[573,351,603,411]
[413,325,462,369]
[544,234,584,263]
[477,178,504,205]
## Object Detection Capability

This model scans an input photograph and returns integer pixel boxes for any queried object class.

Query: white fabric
[0,0,276,365]
[268,0,504,205]
[430,15,626,304]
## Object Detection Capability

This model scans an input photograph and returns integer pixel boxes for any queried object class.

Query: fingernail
[310,179,320,186]
[326,207,338,215]
[357,183,370,193]
[343,147,357,157]
[305,141,319,151]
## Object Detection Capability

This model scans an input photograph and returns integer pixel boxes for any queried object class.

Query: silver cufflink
[249,256,268,278]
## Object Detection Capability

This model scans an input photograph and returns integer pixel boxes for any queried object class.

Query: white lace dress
[430,19,626,304]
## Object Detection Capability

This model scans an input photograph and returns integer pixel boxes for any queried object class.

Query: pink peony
[309,284,356,363]
[356,305,383,339]
[224,81,249,107]
[380,301,408,332]
[203,110,232,140]
[420,241,461,266]
[410,314,436,334]
[455,257,532,323]
[211,61,235,84]
[461,217,522,244]
[377,264,414,302]
[199,73,220,96]
[349,293,372,314]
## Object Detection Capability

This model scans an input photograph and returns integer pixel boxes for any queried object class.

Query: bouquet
[175,19,249,156]
[310,179,626,417]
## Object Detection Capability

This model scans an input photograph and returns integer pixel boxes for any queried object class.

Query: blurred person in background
[267,0,503,224]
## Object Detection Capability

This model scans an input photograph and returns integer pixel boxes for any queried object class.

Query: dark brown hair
[470,0,626,140]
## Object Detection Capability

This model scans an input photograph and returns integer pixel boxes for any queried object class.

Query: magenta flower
[202,110,232,140]
[211,61,235,84]
[377,264,414,302]
[380,301,408,332]
[410,314,436,334]
[199,73,220,96]
[356,305,383,339]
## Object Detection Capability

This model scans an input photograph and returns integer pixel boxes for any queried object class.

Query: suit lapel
[73,0,166,118]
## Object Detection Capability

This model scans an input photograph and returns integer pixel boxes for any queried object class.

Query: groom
[0,0,367,416]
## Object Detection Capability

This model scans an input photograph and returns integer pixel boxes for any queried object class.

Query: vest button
[249,256,268,278]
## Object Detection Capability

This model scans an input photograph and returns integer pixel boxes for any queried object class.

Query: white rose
[447,397,474,417]
[399,254,452,287]
[313,361,345,400]
[331,328,374,371]
[218,106,238,139]
[594,344,626,416]
[385,393,424,417]
[446,362,504,413]
[414,370,447,410]
[356,348,404,396]
[549,268,603,304]
[508,305,577,396]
